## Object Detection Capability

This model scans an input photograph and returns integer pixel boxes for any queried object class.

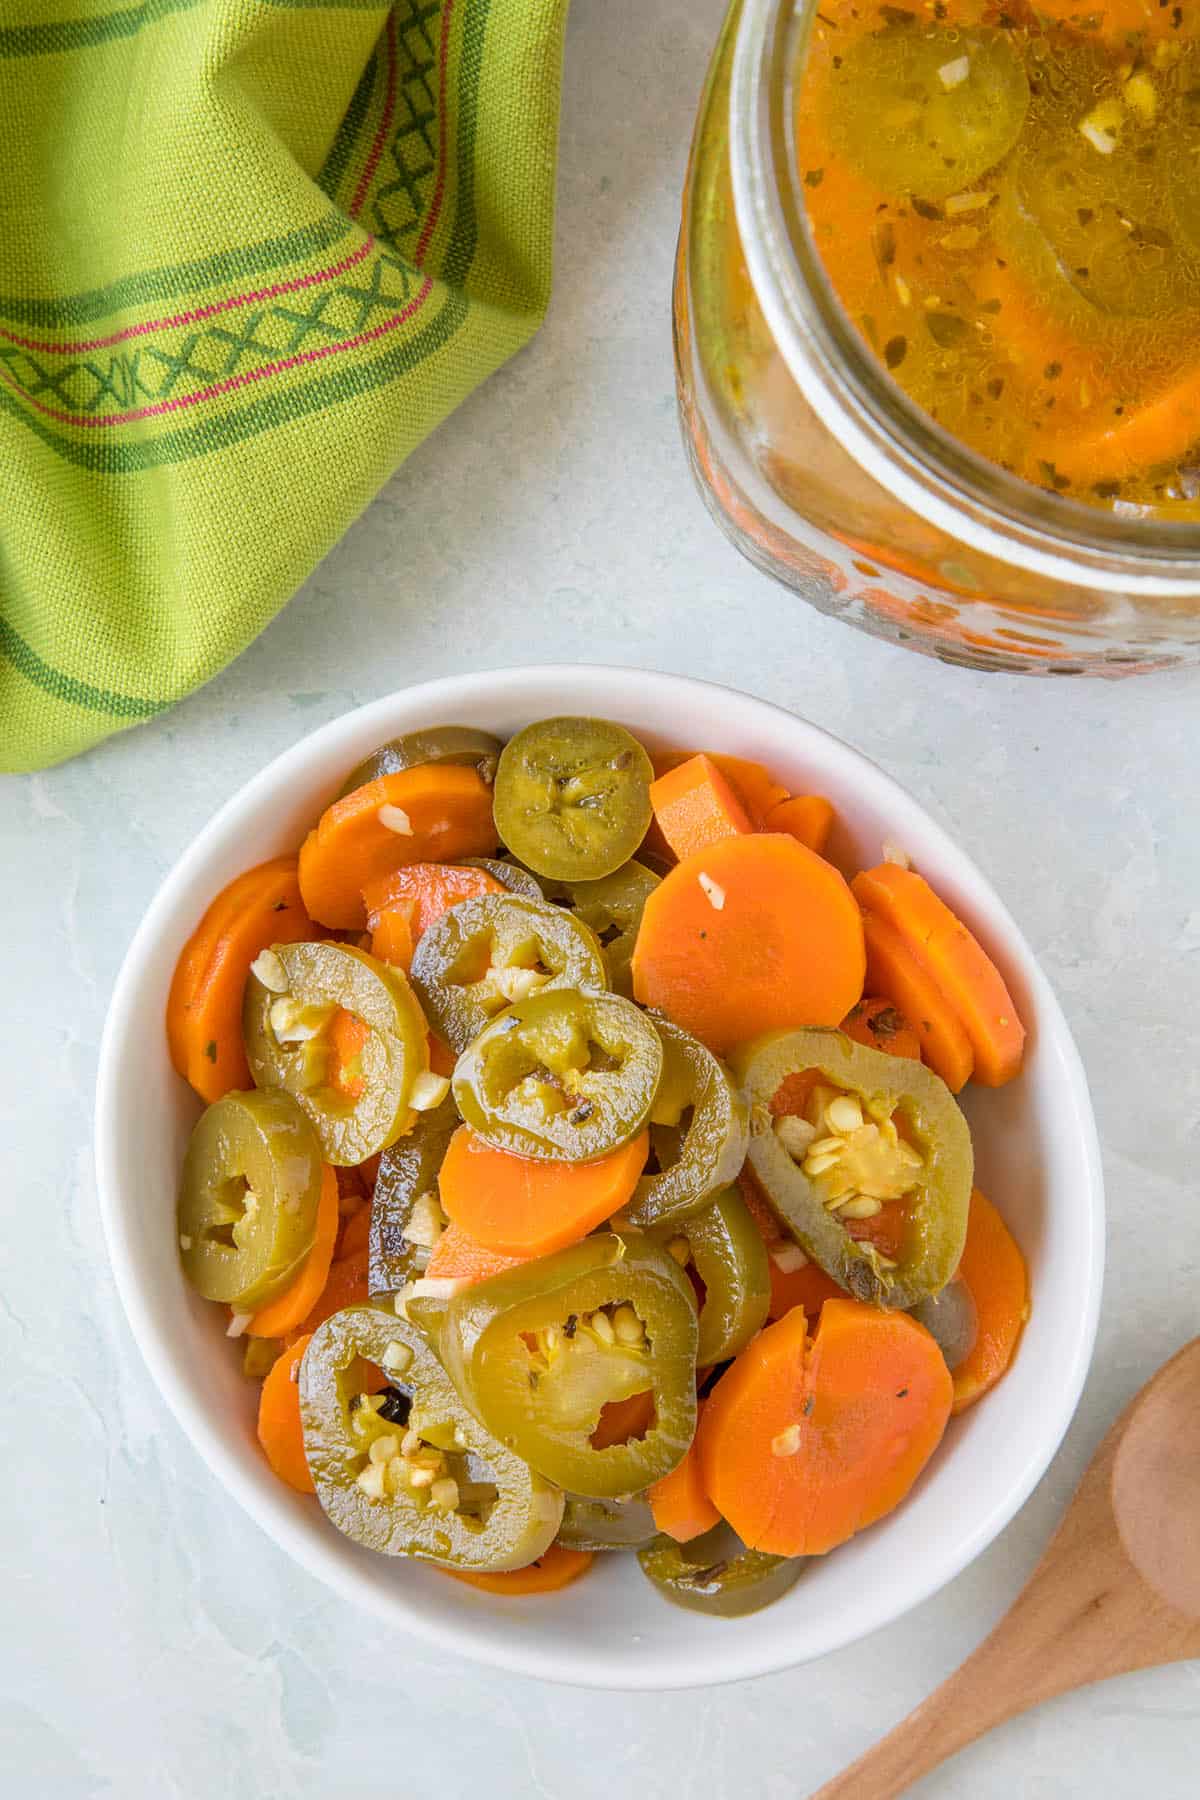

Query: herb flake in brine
[925,310,969,349]
[884,335,908,369]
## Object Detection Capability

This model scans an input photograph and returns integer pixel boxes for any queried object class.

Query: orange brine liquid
[796,0,1200,513]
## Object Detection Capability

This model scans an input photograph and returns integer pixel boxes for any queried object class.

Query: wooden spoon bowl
[812,1339,1200,1799]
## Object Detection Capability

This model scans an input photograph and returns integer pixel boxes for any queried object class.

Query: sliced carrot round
[256,1333,316,1494]
[425,1220,532,1286]
[649,754,753,862]
[861,910,974,1092]
[841,995,921,1062]
[167,857,317,1103]
[632,833,865,1056]
[648,1422,721,1543]
[442,1545,594,1595]
[952,1188,1029,1414]
[697,1299,952,1557]
[369,895,418,972]
[363,862,505,943]
[853,865,1025,1087]
[437,1126,649,1258]
[652,751,789,827]
[298,765,497,929]
[763,793,835,856]
[247,1165,339,1338]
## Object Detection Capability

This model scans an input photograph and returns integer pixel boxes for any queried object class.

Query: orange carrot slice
[591,1388,656,1450]
[1040,361,1200,487]
[697,1299,952,1556]
[861,911,974,1092]
[327,1008,370,1102]
[256,1333,316,1495]
[841,995,921,1062]
[652,751,789,827]
[952,1188,1029,1414]
[363,862,505,944]
[166,857,317,1103]
[740,1168,846,1321]
[632,833,865,1056]
[649,754,753,862]
[853,865,1024,1086]
[298,765,497,929]
[648,1422,721,1542]
[369,895,417,972]
[764,794,835,856]
[290,1247,370,1342]
[335,1204,372,1263]
[437,1126,649,1258]
[247,1165,339,1338]
[425,1220,532,1286]
[443,1545,594,1595]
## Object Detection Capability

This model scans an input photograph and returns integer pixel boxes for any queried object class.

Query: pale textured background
[3,1,1198,1793]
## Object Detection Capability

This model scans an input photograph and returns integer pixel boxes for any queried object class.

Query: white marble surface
[4,2,1199,1792]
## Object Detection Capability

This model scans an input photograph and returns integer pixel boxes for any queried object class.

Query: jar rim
[730,0,1200,595]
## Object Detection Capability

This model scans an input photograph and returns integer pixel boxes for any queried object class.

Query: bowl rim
[95,663,1105,1689]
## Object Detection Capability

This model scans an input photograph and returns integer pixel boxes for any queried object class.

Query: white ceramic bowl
[96,666,1104,1689]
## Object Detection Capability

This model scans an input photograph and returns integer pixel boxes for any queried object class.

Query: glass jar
[675,0,1200,674]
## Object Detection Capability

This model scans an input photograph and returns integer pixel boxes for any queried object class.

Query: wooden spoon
[812,1338,1200,1800]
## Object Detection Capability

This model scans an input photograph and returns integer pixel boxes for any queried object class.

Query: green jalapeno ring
[557,1492,658,1552]
[411,893,609,1057]
[338,727,503,799]
[300,1305,563,1571]
[425,1234,699,1499]
[368,1093,460,1297]
[453,987,664,1162]
[623,1016,749,1228]
[458,858,544,902]
[638,1525,806,1618]
[648,1184,770,1366]
[733,1028,972,1311]
[177,1087,324,1308]
[493,716,654,883]
[243,940,429,1166]
[552,860,661,998]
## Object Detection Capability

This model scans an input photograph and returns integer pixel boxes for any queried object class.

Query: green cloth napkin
[0,0,567,772]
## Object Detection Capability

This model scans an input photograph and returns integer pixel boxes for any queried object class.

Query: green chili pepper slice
[493,716,654,882]
[177,1088,323,1308]
[557,1492,658,1552]
[650,1184,770,1366]
[410,893,608,1057]
[243,940,429,1165]
[733,1028,972,1310]
[827,26,1029,202]
[458,858,544,902]
[300,1306,563,1570]
[555,860,661,997]
[638,1524,805,1617]
[911,1274,978,1373]
[453,987,663,1162]
[419,1234,698,1498]
[623,1016,749,1228]
[338,727,502,798]
[368,1093,459,1296]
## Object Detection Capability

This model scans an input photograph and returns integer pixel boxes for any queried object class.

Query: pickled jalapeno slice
[458,857,545,902]
[557,1491,658,1552]
[420,1234,698,1498]
[410,892,608,1056]
[177,1087,324,1308]
[453,987,664,1162]
[300,1306,563,1570]
[733,1028,972,1310]
[827,26,1029,202]
[650,1184,771,1366]
[368,1093,460,1296]
[637,1524,805,1618]
[243,940,430,1165]
[557,860,661,997]
[338,726,503,799]
[493,716,654,882]
[623,1015,749,1228]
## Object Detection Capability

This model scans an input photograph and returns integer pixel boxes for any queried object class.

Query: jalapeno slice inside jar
[638,1523,805,1618]
[493,717,654,882]
[650,1184,770,1366]
[453,987,664,1161]
[177,1088,323,1307]
[243,941,430,1165]
[623,1016,749,1228]
[557,1491,658,1552]
[826,25,1029,202]
[415,1234,698,1498]
[338,727,502,799]
[733,1029,972,1310]
[368,1093,460,1296]
[410,893,608,1057]
[299,1306,562,1570]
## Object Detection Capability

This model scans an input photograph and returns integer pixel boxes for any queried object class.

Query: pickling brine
[798,0,1200,511]
[675,0,1200,673]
